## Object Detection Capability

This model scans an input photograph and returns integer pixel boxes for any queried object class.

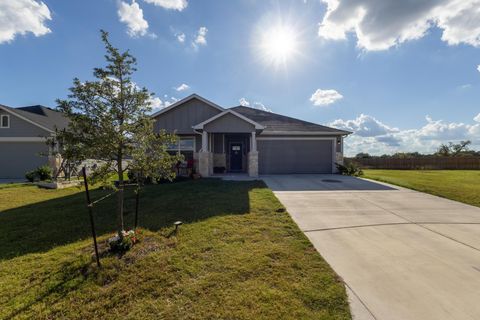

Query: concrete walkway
[262,174,480,320]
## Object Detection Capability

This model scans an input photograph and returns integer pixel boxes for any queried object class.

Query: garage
[257,138,334,174]
[0,142,49,179]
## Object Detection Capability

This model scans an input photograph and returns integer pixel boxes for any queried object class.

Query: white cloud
[330,114,398,137]
[239,98,250,107]
[310,89,343,106]
[318,0,480,51]
[330,113,480,156]
[458,84,472,90]
[193,26,208,47]
[149,96,178,112]
[477,64,480,73]
[143,0,187,11]
[0,0,51,44]
[474,113,480,122]
[176,32,185,43]
[175,83,189,91]
[239,98,272,112]
[118,0,149,38]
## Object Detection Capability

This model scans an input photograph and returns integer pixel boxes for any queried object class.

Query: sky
[1,0,480,156]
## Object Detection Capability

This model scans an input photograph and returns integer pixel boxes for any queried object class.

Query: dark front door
[230,143,243,171]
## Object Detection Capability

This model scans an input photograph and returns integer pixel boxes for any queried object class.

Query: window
[0,115,9,128]
[179,137,194,150]
[167,137,195,152]
[167,137,195,163]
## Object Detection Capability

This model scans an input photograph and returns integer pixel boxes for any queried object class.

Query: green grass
[363,170,480,207]
[0,179,350,320]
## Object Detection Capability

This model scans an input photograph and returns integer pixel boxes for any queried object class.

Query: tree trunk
[117,155,124,237]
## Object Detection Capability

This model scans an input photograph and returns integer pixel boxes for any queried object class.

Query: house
[0,104,68,179]
[152,94,351,177]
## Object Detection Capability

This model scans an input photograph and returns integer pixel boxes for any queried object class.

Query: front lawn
[363,170,480,207]
[0,179,350,319]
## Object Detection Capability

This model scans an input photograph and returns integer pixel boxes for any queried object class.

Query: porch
[197,132,259,177]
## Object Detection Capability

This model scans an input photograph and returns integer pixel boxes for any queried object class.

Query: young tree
[56,30,180,237]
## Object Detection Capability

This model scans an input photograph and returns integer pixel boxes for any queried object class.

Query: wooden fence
[348,156,480,170]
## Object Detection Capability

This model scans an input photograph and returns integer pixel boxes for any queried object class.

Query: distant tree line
[354,140,480,159]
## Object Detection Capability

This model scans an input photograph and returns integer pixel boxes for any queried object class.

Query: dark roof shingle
[230,106,350,135]
[1,104,69,131]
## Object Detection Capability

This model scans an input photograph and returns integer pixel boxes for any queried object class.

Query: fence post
[134,185,140,230]
[82,167,101,268]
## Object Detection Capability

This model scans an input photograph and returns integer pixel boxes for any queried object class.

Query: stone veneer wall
[208,152,214,175]
[335,152,344,165]
[248,151,258,177]
[198,151,210,177]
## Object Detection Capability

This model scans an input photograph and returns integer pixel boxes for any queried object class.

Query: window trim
[0,115,10,128]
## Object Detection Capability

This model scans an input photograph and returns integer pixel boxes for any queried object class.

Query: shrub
[336,162,363,176]
[25,165,53,182]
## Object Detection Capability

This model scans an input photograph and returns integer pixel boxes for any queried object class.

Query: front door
[230,143,243,171]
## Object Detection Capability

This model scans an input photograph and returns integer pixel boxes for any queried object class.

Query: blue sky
[1,0,480,155]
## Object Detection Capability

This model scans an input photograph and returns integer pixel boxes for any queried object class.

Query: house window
[167,137,195,152]
[0,115,9,128]
[167,137,195,162]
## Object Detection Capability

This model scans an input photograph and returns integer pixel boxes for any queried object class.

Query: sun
[259,25,299,67]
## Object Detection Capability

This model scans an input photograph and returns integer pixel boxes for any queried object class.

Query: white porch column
[198,130,210,177]
[251,131,257,152]
[202,131,208,152]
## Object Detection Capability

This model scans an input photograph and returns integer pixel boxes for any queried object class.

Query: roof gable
[151,94,224,118]
[193,109,265,131]
[0,104,68,133]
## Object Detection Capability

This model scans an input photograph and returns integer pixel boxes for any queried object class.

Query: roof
[230,106,351,135]
[151,94,224,118]
[193,109,265,130]
[0,104,69,132]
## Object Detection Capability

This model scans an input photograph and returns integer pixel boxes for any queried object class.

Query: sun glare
[260,25,299,67]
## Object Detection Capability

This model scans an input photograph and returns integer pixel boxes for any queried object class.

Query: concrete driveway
[262,174,480,320]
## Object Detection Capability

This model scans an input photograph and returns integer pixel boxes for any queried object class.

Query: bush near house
[336,161,363,176]
[25,165,53,182]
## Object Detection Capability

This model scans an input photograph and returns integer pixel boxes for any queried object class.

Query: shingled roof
[0,104,69,132]
[230,106,351,135]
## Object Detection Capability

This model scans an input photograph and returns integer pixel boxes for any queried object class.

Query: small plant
[336,162,363,176]
[25,165,53,182]
[108,229,142,253]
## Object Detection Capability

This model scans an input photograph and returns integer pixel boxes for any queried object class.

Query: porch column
[248,131,259,178]
[199,130,210,177]
[251,131,257,152]
[202,131,208,152]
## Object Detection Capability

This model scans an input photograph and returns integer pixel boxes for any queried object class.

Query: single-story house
[152,94,351,177]
[0,104,68,179]
[1,94,350,179]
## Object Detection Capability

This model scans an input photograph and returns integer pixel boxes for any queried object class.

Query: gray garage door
[258,139,333,174]
[0,142,49,179]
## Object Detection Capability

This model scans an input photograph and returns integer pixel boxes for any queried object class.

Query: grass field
[363,170,480,207]
[0,179,350,320]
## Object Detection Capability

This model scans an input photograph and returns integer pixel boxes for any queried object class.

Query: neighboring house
[0,104,68,179]
[152,94,351,177]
